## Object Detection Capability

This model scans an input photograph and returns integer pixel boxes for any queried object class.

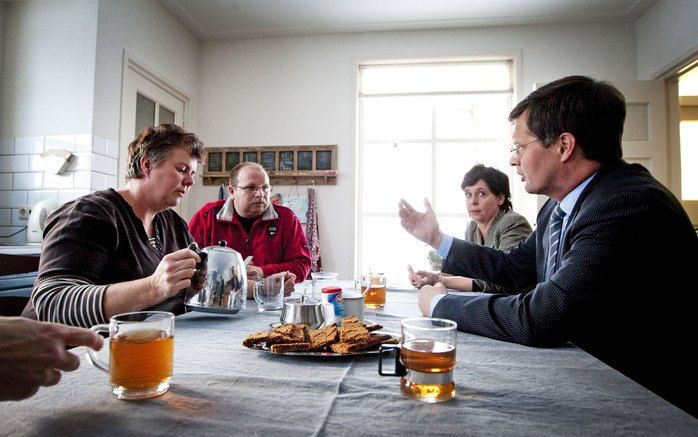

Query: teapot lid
[203,240,239,254]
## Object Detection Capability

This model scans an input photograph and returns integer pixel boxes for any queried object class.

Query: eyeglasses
[509,138,541,159]
[233,184,271,195]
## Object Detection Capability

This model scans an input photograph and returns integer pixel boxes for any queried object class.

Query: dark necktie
[546,203,567,279]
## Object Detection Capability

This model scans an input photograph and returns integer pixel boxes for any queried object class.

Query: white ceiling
[158,0,658,41]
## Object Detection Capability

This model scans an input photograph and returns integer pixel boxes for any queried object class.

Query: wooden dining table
[1,284,695,436]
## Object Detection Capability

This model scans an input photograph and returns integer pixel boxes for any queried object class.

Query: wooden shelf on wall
[202,145,337,186]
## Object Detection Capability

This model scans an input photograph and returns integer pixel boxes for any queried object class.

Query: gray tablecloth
[1,291,696,436]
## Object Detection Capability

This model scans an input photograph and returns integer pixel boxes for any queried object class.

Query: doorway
[119,54,188,214]
[664,55,698,226]
[676,64,698,225]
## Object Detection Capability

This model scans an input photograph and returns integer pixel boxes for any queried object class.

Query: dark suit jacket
[434,161,698,416]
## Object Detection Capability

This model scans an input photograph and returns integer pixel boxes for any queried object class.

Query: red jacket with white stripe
[188,199,311,282]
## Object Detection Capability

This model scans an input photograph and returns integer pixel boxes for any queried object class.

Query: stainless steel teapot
[185,241,247,314]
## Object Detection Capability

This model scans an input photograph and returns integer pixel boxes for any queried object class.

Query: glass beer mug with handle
[378,317,457,403]
[86,311,175,400]
[355,272,387,309]
[253,274,285,311]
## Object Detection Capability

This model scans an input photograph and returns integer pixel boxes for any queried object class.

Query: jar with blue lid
[321,286,344,319]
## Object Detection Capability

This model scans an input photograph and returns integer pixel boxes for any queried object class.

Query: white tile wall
[106,140,119,159]
[0,209,11,226]
[0,133,118,244]
[14,136,44,154]
[29,155,44,172]
[45,135,76,152]
[92,154,117,175]
[74,171,92,189]
[91,173,106,191]
[44,172,75,189]
[27,190,59,205]
[11,208,29,227]
[92,135,107,155]
[75,134,92,152]
[0,191,28,208]
[0,228,27,245]
[0,138,13,155]
[0,173,12,190]
[0,155,29,172]
[58,189,90,204]
[90,173,119,191]
[13,172,43,190]
[70,152,92,171]
[106,174,117,189]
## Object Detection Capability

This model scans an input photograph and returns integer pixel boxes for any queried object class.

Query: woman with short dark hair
[408,164,531,293]
[23,124,206,327]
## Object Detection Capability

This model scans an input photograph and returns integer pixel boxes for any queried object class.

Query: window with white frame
[357,60,529,286]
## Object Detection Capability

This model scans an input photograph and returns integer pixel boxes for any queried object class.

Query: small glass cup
[356,273,387,310]
[378,317,457,403]
[310,271,338,301]
[253,275,285,311]
[86,311,175,400]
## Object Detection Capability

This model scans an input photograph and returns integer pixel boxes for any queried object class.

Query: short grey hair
[126,124,205,180]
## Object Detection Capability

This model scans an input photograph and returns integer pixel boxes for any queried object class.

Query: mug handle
[252,280,264,306]
[378,344,406,377]
[85,324,109,373]
[355,277,368,296]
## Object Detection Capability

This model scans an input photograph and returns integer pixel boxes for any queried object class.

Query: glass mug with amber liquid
[379,317,457,403]
[86,311,174,400]
[355,273,387,309]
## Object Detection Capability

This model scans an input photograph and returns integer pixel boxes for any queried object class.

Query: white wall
[636,0,698,79]
[0,0,98,137]
[193,23,637,279]
[0,0,199,245]
[92,0,201,142]
[0,0,101,244]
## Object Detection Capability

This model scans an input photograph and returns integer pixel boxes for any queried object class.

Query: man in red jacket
[189,162,311,296]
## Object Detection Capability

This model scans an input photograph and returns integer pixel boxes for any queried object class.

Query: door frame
[656,51,698,224]
[119,50,192,215]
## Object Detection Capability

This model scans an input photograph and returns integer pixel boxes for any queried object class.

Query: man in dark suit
[398,76,698,416]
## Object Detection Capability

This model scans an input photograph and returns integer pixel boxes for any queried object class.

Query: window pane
[435,94,511,139]
[439,216,471,242]
[434,143,471,214]
[363,97,432,140]
[358,59,522,285]
[360,61,512,95]
[434,97,475,139]
[360,216,433,285]
[434,142,510,214]
[135,93,155,136]
[362,142,432,213]
[159,105,175,125]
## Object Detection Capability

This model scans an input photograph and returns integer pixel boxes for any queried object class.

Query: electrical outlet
[18,206,31,220]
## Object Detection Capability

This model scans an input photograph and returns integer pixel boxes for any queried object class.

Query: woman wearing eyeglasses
[407,164,531,294]
[23,125,206,328]
[188,162,310,295]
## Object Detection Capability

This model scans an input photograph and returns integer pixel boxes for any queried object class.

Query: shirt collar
[215,197,278,222]
[559,172,597,216]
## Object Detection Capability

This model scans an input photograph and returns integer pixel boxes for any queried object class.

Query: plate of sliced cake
[242,316,399,357]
